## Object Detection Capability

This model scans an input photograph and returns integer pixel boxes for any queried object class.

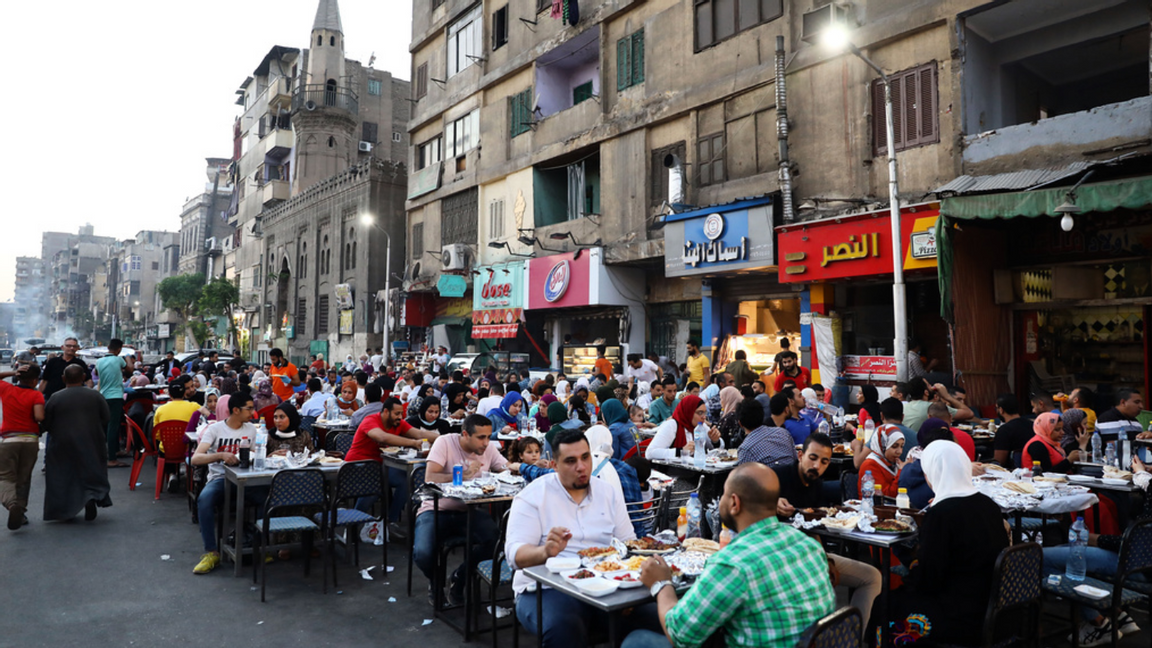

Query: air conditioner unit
[359,141,373,152]
[222,236,234,253]
[205,237,218,251]
[801,3,852,44]
[441,244,471,272]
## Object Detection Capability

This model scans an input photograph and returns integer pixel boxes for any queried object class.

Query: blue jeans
[352,465,408,522]
[1042,545,1145,621]
[516,588,662,648]
[621,630,672,648]
[197,478,268,552]
[412,509,497,593]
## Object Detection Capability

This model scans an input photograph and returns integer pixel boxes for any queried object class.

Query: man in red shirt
[772,351,811,393]
[268,347,301,402]
[0,363,46,530]
[345,397,426,523]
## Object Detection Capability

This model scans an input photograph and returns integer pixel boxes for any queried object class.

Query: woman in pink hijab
[1021,412,1087,473]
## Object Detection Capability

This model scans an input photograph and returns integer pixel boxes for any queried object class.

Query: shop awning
[429,316,469,327]
[472,323,519,339]
[939,176,1152,220]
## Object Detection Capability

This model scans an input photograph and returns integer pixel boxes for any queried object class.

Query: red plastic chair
[622,438,653,461]
[153,420,193,501]
[126,417,157,491]
[256,404,277,429]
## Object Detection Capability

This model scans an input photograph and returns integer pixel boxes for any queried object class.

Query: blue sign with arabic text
[663,202,775,277]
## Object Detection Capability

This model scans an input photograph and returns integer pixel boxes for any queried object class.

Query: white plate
[1103,478,1129,486]
[545,557,580,573]
[560,568,600,582]
[1067,475,1095,483]
[574,578,621,597]
[609,571,644,588]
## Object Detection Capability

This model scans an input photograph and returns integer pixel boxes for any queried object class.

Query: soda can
[452,463,463,486]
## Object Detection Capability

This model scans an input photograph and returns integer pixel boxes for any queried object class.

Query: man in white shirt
[624,353,662,388]
[475,382,504,418]
[506,428,660,647]
[369,347,384,373]
[432,346,451,373]
[299,378,334,418]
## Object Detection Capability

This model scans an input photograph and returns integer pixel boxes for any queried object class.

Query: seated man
[506,428,658,647]
[154,376,201,435]
[626,463,835,648]
[190,392,265,574]
[413,414,508,606]
[773,432,882,634]
[736,396,796,469]
[344,397,424,523]
[349,383,385,431]
[647,377,680,425]
[780,387,817,445]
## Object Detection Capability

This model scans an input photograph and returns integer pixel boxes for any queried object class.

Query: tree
[157,273,206,348]
[199,278,241,350]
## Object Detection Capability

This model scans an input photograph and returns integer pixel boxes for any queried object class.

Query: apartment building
[178,158,234,278]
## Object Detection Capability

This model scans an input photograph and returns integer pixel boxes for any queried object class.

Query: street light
[822,24,909,381]
[360,213,393,363]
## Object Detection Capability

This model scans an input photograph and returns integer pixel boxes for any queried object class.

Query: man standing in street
[684,339,710,386]
[14,346,39,368]
[155,350,178,379]
[38,337,91,400]
[43,365,112,522]
[268,347,301,403]
[724,349,759,389]
[96,339,134,469]
[772,351,810,393]
[0,363,45,530]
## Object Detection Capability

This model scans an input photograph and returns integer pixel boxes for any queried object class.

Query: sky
[0,0,413,302]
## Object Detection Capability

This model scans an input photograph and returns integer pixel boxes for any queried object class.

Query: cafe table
[220,462,342,577]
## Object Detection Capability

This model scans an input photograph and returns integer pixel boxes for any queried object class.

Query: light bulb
[1060,214,1074,232]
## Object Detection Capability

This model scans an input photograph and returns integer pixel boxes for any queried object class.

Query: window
[694,0,782,50]
[415,63,428,99]
[131,256,142,271]
[317,295,329,334]
[573,81,593,106]
[322,235,330,274]
[297,298,306,336]
[697,133,725,186]
[533,153,601,225]
[367,79,382,96]
[299,241,307,279]
[392,132,402,143]
[330,36,336,47]
[651,141,686,207]
[536,0,549,12]
[152,261,159,271]
[447,6,482,77]
[617,30,645,90]
[412,222,424,259]
[417,137,442,169]
[317,35,323,46]
[872,62,939,156]
[493,6,509,50]
[328,136,336,148]
[445,110,479,158]
[362,121,378,144]
[488,199,506,239]
[442,188,478,246]
[509,87,533,138]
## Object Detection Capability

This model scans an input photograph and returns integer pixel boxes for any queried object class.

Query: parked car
[446,352,531,379]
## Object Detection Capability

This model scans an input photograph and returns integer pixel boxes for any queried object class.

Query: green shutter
[509,95,517,137]
[631,30,644,84]
[617,38,631,91]
[510,87,532,138]
[573,81,593,105]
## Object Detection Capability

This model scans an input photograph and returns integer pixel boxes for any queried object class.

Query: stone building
[104,231,180,352]
[178,158,234,278]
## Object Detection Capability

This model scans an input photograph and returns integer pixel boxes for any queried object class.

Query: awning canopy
[940,176,1152,220]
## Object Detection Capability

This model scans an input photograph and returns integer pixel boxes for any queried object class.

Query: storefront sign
[543,260,571,302]
[157,323,170,339]
[472,263,524,338]
[527,251,592,309]
[436,274,468,298]
[777,204,940,283]
[842,355,897,380]
[339,310,354,335]
[664,199,774,277]
[334,284,354,310]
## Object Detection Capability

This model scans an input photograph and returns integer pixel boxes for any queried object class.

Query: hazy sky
[0,0,412,302]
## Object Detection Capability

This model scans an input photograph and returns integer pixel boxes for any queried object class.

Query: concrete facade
[178,158,234,278]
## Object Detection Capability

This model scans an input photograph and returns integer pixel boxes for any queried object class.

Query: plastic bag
[360,521,385,545]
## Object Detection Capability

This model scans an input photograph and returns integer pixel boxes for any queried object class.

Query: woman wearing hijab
[253,378,280,412]
[335,380,363,416]
[486,392,524,435]
[554,375,571,400]
[594,385,616,413]
[218,376,238,396]
[268,402,313,455]
[342,355,358,373]
[647,394,720,460]
[568,394,592,425]
[600,398,637,460]
[547,401,582,437]
[716,386,745,448]
[406,397,451,436]
[888,441,1008,646]
[896,418,955,509]
[407,384,432,418]
[854,385,882,428]
[1022,412,1086,473]
[1060,408,1089,455]
[442,383,470,420]
[701,382,721,424]
[858,424,907,497]
[534,393,559,433]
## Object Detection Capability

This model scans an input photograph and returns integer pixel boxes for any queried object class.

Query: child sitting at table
[629,405,657,430]
[508,436,542,472]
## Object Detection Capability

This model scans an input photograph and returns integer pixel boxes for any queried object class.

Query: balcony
[292,84,358,116]
[268,77,292,109]
[262,180,290,207]
[263,128,294,159]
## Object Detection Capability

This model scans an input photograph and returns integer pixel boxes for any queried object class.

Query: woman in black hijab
[268,402,313,455]
[407,396,451,436]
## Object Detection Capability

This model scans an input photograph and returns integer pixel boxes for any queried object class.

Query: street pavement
[0,448,503,648]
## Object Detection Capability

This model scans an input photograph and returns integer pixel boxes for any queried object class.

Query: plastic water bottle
[252,424,267,471]
[860,471,875,515]
[686,493,702,538]
[863,418,875,443]
[1121,429,1131,469]
[1091,431,1102,464]
[818,419,830,437]
[1106,441,1116,467]
[693,423,708,468]
[1066,518,1088,581]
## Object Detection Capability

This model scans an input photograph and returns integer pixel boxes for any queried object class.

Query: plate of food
[820,515,861,532]
[682,538,721,555]
[611,571,644,588]
[574,578,621,597]
[1103,478,1131,486]
[1103,467,1133,482]
[1067,474,1095,483]
[982,463,1009,473]
[561,568,600,582]
[1003,481,1038,495]
[621,555,648,571]
[666,551,710,577]
[590,560,628,576]
[871,518,914,535]
[577,546,618,560]
[626,536,680,555]
[318,456,344,466]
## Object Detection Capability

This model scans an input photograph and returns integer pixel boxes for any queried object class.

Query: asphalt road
[0,448,513,648]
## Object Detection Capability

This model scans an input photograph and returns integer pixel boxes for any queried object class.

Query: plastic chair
[125,417,157,491]
[256,404,277,429]
[153,420,193,501]
[977,542,1042,648]
[621,437,652,461]
[796,606,862,648]
[1043,518,1152,648]
[626,488,662,537]
[252,468,329,602]
[316,460,385,587]
[839,471,859,503]
[473,509,517,648]
[325,432,354,455]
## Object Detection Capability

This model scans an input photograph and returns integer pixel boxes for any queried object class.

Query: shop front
[664,197,793,379]
[525,248,645,374]
[777,203,942,392]
[939,176,1152,410]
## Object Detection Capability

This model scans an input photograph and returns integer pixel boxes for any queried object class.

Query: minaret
[293,0,358,194]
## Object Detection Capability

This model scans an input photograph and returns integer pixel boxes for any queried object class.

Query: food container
[875,505,925,526]
[799,509,827,522]
[560,568,600,582]
[546,557,580,573]
[574,578,621,597]
[611,571,644,588]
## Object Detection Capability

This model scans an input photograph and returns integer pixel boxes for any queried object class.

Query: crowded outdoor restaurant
[6,339,1152,648]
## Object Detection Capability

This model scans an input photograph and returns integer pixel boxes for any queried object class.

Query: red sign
[527,251,592,309]
[480,275,513,300]
[473,323,520,339]
[777,205,940,282]
[842,355,897,379]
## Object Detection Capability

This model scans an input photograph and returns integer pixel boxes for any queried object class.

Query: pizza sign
[544,260,570,303]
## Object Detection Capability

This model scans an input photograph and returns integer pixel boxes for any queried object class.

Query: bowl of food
[612,571,644,588]
[560,568,599,582]
[590,560,628,576]
[574,577,621,597]
[872,518,914,535]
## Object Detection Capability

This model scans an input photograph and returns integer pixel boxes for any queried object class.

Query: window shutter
[890,76,904,151]
[918,63,939,145]
[902,72,919,148]
[631,30,644,84]
[617,38,631,91]
[872,79,886,156]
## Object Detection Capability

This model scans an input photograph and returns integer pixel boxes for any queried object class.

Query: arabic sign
[334,284,354,310]
[777,205,940,283]
[339,310,354,335]
[527,251,592,309]
[842,355,897,380]
[436,274,468,298]
[664,204,774,277]
[472,263,525,338]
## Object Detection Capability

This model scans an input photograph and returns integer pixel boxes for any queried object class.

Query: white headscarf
[555,379,571,399]
[585,424,613,455]
[637,381,651,398]
[920,440,979,506]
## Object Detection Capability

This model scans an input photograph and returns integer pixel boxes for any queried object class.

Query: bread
[682,538,720,554]
[1004,481,1037,494]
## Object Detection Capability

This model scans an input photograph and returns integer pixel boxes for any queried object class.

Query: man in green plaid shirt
[628,463,835,647]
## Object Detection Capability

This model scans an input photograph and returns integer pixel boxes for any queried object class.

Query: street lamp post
[360,214,392,364]
[823,28,909,381]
